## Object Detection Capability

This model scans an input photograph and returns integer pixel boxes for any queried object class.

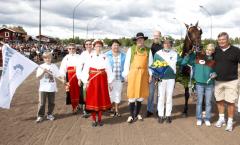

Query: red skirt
[67,66,80,110]
[86,67,112,111]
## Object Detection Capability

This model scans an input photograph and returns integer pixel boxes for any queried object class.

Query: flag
[0,44,38,109]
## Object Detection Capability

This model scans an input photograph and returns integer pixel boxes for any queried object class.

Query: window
[5,32,9,37]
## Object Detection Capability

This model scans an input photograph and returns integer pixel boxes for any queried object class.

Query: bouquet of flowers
[149,60,169,80]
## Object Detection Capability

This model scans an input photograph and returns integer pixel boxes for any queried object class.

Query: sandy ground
[0,68,240,145]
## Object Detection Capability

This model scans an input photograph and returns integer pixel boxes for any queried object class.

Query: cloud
[0,0,239,39]
[201,0,239,16]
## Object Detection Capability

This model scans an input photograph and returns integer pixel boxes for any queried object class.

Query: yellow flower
[152,60,168,68]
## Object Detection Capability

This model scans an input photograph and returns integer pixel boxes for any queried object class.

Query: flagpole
[39,0,42,48]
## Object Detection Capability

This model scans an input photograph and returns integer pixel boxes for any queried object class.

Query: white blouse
[76,50,95,80]
[80,53,114,84]
[59,53,81,77]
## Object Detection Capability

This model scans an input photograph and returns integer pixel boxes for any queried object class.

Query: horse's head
[184,21,202,53]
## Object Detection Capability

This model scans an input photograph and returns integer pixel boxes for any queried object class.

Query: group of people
[7,43,72,62]
[35,31,240,132]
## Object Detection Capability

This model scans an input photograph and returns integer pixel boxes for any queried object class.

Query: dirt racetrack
[0,66,240,145]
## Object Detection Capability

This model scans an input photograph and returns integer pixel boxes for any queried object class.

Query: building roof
[0,27,27,34]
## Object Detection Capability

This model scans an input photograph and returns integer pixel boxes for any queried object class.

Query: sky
[0,0,239,39]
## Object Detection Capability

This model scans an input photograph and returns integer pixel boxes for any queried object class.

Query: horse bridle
[186,26,202,52]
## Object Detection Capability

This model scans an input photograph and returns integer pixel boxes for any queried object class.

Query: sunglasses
[85,43,92,45]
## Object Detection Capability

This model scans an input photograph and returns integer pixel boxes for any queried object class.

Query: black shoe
[158,116,165,124]
[145,111,153,118]
[108,109,114,114]
[92,121,97,127]
[166,117,172,124]
[182,112,188,118]
[98,121,104,127]
[82,111,90,118]
[110,112,116,117]
[77,105,81,111]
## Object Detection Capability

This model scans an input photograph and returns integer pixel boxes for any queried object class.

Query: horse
[180,21,202,117]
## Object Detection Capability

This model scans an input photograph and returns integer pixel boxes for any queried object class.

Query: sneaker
[215,119,226,128]
[47,115,55,121]
[158,116,165,124]
[136,115,143,121]
[82,111,89,118]
[166,116,172,124]
[115,112,121,117]
[92,121,98,127]
[197,120,202,126]
[225,123,233,132]
[205,120,211,127]
[127,116,134,123]
[145,111,153,118]
[110,112,116,117]
[36,117,43,123]
[98,121,104,127]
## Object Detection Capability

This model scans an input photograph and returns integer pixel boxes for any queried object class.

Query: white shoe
[225,123,233,132]
[36,117,43,123]
[47,115,55,121]
[137,115,143,121]
[205,120,211,127]
[127,116,134,123]
[215,119,226,128]
[197,120,202,126]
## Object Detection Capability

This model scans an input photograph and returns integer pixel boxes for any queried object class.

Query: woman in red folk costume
[80,40,114,127]
[60,43,82,113]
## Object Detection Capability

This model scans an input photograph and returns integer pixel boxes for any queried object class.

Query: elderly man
[146,30,163,117]
[122,32,153,123]
[214,32,240,132]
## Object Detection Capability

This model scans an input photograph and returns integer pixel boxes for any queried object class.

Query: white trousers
[157,79,175,117]
[109,80,123,104]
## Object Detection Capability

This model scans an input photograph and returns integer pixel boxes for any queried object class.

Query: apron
[127,48,149,99]
[66,66,80,111]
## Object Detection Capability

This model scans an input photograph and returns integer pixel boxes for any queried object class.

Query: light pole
[173,17,183,40]
[199,5,212,40]
[72,0,85,41]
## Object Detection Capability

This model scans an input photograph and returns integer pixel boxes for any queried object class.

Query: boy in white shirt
[36,52,61,123]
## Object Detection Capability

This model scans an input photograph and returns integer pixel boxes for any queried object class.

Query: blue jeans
[196,83,214,121]
[147,78,158,113]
